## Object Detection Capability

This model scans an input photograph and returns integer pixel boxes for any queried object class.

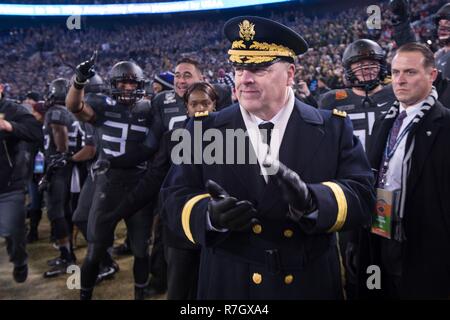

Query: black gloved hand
[206,180,258,232]
[90,159,110,176]
[37,175,50,193]
[75,51,97,84]
[389,0,410,25]
[263,155,316,220]
[38,152,72,192]
[48,152,72,170]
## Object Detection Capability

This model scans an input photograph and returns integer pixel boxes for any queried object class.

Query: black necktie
[258,122,274,147]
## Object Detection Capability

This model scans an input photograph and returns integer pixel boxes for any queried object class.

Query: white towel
[70,165,81,193]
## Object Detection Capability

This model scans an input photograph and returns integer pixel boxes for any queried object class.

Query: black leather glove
[48,152,72,169]
[389,0,410,25]
[38,152,72,192]
[75,51,97,84]
[206,180,258,232]
[37,175,50,193]
[263,155,316,221]
[90,159,110,177]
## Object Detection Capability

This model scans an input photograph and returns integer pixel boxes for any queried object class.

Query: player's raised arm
[66,51,97,123]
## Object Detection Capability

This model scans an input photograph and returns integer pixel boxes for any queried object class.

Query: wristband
[72,101,85,114]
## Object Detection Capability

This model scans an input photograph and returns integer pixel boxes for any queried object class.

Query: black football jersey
[152,90,187,131]
[43,104,79,157]
[435,49,450,108]
[85,93,162,168]
[152,85,232,132]
[436,49,450,80]
[319,85,396,150]
[77,122,95,147]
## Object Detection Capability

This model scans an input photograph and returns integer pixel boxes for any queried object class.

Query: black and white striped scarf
[387,87,438,241]
[384,86,437,129]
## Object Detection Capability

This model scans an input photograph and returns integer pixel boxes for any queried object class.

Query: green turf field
[0,215,166,300]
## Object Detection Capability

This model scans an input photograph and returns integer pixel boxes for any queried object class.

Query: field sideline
[0,215,166,300]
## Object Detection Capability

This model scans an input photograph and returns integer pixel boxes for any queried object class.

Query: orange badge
[335,90,348,100]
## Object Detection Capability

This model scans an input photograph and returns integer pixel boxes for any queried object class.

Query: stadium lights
[0,0,293,16]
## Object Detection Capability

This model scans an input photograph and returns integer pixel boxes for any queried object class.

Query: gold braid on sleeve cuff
[181,193,211,244]
[322,182,347,233]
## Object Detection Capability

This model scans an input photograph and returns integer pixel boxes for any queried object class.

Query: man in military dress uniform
[160,16,375,299]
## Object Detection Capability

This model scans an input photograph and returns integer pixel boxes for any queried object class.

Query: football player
[66,52,163,300]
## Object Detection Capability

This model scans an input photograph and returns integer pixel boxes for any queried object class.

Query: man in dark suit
[364,42,450,299]
[160,16,375,299]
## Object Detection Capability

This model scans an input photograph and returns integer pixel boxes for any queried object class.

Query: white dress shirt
[241,87,318,219]
[383,100,424,191]
[240,87,295,183]
[207,88,296,231]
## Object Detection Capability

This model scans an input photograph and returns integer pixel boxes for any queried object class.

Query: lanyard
[378,119,414,189]
[383,119,414,163]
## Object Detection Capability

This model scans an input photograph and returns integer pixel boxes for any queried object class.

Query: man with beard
[66,54,163,300]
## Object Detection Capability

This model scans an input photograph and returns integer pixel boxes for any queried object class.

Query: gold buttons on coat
[283,229,294,238]
[252,224,262,234]
[284,274,294,285]
[252,273,262,284]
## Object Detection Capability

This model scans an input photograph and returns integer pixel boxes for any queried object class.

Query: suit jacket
[161,99,375,299]
[364,101,450,299]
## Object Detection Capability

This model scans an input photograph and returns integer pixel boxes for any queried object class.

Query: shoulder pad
[85,93,116,107]
[134,99,152,111]
[194,111,209,119]
[104,96,117,106]
[332,109,347,118]
[335,90,348,100]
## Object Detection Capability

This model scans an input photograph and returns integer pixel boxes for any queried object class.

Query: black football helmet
[342,39,388,91]
[435,3,450,45]
[84,74,105,94]
[109,61,145,105]
[45,78,69,106]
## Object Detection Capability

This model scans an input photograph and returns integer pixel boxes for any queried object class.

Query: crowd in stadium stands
[0,0,445,100]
